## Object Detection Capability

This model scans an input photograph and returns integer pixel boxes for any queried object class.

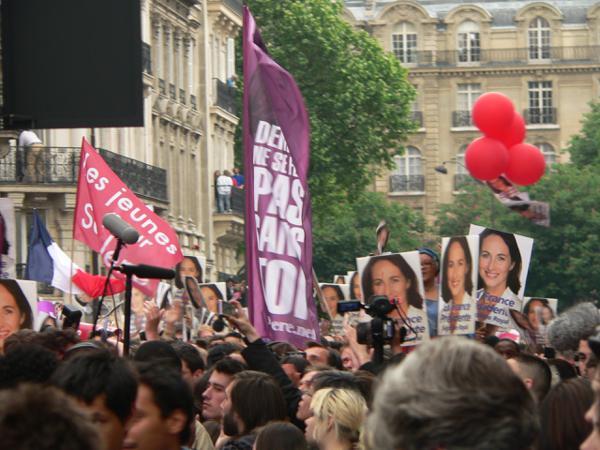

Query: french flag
[25,210,83,295]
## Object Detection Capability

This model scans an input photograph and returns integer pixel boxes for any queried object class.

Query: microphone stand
[122,270,133,357]
[92,237,124,335]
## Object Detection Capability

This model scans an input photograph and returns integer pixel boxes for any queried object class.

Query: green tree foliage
[239,0,416,211]
[434,165,600,309]
[567,101,600,167]
[313,191,425,280]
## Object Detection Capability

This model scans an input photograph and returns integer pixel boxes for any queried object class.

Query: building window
[392,22,417,64]
[537,142,556,165]
[453,83,481,126]
[527,81,555,124]
[458,20,480,63]
[390,146,424,192]
[454,145,473,189]
[528,17,551,60]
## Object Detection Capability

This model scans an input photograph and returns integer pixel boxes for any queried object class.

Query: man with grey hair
[547,302,600,376]
[366,337,538,450]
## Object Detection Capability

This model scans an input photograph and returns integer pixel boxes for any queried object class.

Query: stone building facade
[0,0,244,287]
[344,0,600,219]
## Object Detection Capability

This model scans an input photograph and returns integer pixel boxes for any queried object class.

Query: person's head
[0,280,33,351]
[349,271,362,301]
[494,338,520,359]
[305,387,366,448]
[281,355,309,387]
[224,170,232,177]
[222,371,286,437]
[305,342,331,366]
[254,421,307,450]
[0,384,101,450]
[131,288,147,314]
[321,284,345,317]
[418,247,440,284]
[202,357,245,421]
[201,284,223,313]
[124,364,193,450]
[206,342,244,368]
[297,366,330,421]
[523,298,550,330]
[171,341,205,387]
[51,350,137,450]
[175,256,203,289]
[582,363,600,450]
[0,342,58,389]
[366,337,538,450]
[478,229,522,295]
[441,237,473,303]
[340,345,359,371]
[539,377,593,450]
[134,340,182,372]
[361,254,423,309]
[507,354,552,403]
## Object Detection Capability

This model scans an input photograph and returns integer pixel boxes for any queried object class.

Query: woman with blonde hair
[305,387,367,450]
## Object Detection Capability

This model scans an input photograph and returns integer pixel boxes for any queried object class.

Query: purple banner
[243,7,319,349]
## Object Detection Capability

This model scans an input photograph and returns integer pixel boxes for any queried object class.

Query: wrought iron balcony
[231,187,244,215]
[179,88,186,105]
[169,83,176,100]
[389,174,425,193]
[223,0,243,15]
[403,46,600,68]
[452,111,473,128]
[142,42,152,75]
[159,79,166,96]
[190,95,197,110]
[524,108,557,125]
[215,79,237,116]
[0,146,168,202]
[411,111,424,127]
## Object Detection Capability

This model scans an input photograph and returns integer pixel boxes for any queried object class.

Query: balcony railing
[190,95,197,110]
[411,111,424,127]
[179,88,186,105]
[399,46,600,68]
[169,83,176,100]
[159,79,166,96]
[452,111,473,127]
[223,0,243,15]
[231,187,244,215]
[389,174,425,193]
[215,79,237,115]
[142,42,152,75]
[524,108,557,125]
[0,146,168,202]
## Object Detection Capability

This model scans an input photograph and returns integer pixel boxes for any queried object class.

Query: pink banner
[73,138,183,295]
[243,7,319,348]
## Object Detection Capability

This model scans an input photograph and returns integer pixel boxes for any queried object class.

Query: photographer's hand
[343,316,371,366]
[224,300,260,343]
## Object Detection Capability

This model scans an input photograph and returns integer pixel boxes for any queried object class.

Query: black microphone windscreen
[212,318,225,332]
[102,213,140,244]
[119,264,175,280]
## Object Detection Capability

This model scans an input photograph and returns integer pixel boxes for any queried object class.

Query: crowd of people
[214,168,244,214]
[1,249,600,449]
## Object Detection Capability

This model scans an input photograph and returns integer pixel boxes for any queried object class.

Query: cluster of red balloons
[464,92,546,186]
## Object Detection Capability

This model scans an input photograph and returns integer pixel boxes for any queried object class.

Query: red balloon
[465,137,509,181]
[472,92,515,139]
[500,113,526,149]
[505,143,546,186]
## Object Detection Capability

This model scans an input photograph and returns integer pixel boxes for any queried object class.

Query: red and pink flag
[73,138,183,295]
[243,7,319,348]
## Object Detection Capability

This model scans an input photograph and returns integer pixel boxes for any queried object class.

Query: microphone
[102,214,140,245]
[116,264,176,280]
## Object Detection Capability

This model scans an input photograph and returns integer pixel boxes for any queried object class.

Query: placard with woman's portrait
[437,236,479,336]
[469,224,534,329]
[357,251,429,346]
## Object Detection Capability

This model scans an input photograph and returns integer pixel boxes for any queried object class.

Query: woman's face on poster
[351,274,362,301]
[322,286,341,317]
[447,241,468,300]
[479,234,515,295]
[371,259,410,304]
[201,287,219,313]
[526,300,544,329]
[131,287,146,313]
[180,258,200,280]
[0,283,25,347]
[542,305,554,324]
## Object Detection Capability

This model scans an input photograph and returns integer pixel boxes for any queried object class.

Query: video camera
[337,295,406,346]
